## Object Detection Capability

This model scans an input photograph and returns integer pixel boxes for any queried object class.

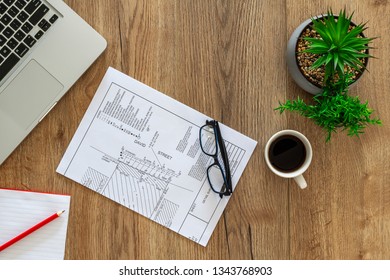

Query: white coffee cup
[264,130,312,189]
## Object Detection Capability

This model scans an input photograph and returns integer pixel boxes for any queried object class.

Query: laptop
[0,0,107,165]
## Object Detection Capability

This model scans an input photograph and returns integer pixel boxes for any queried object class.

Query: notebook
[0,188,71,260]
[0,0,107,165]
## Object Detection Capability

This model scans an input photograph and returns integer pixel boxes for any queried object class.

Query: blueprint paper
[57,67,257,246]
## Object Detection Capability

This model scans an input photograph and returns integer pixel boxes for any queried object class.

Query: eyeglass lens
[200,125,217,155]
[207,164,228,193]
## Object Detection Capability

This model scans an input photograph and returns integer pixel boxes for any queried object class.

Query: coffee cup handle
[293,174,307,189]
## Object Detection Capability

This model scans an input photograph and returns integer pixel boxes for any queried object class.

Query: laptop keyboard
[0,0,59,82]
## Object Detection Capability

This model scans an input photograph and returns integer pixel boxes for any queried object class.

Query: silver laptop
[0,0,106,165]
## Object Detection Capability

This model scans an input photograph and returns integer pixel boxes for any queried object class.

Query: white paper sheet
[57,67,257,246]
[0,189,70,259]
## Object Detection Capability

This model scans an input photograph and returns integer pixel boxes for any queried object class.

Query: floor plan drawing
[57,67,257,246]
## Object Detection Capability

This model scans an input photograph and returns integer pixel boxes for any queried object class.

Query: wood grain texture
[0,0,389,259]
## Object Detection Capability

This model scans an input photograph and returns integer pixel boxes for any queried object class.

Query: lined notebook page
[0,188,71,260]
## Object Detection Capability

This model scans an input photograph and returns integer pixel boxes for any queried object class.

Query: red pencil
[0,210,65,252]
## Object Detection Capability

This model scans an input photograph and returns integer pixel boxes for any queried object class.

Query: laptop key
[34,29,43,39]
[3,0,16,7]
[29,4,49,25]
[7,37,18,49]
[14,42,28,57]
[0,14,12,25]
[10,19,22,31]
[3,27,14,38]
[14,30,26,41]
[38,18,50,31]
[23,34,36,47]
[0,34,6,46]
[8,6,19,17]
[1,45,12,57]
[15,0,27,10]
[0,4,7,14]
[17,10,28,22]
[24,0,41,14]
[0,53,20,81]
[21,21,33,33]
[49,14,58,24]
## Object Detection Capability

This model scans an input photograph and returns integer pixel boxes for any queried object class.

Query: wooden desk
[1,0,389,259]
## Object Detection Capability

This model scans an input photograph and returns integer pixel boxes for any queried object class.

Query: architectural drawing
[57,68,257,246]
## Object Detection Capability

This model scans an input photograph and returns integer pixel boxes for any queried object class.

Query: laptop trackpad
[0,60,63,130]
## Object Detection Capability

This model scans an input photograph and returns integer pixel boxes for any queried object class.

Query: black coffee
[268,135,306,172]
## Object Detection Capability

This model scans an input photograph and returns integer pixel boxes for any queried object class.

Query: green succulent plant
[278,10,381,141]
[276,74,382,141]
[303,9,375,84]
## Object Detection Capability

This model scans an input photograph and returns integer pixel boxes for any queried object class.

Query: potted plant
[278,9,381,141]
[286,9,373,94]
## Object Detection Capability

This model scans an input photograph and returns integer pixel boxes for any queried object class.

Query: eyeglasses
[199,120,232,198]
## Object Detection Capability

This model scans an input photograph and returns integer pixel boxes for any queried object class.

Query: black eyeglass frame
[199,120,233,198]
